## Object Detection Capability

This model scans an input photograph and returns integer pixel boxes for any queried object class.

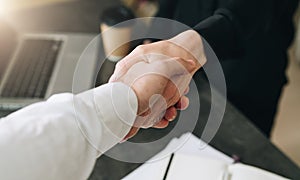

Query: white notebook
[165,153,289,180]
[123,133,289,180]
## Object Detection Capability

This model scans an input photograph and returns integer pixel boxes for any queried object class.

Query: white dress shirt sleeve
[0,82,138,180]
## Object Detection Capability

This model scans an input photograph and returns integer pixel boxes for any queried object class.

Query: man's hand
[110,30,206,140]
[114,57,196,140]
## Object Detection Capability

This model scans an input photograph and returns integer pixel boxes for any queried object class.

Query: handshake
[109,30,207,140]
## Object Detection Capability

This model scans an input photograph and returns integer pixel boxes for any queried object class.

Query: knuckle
[115,61,125,70]
[136,45,146,53]
[115,61,122,69]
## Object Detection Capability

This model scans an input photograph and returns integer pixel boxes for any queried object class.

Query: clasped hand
[109,30,206,140]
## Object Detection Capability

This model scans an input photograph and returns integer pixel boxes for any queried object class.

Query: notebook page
[165,153,228,180]
[123,132,233,180]
[228,163,290,180]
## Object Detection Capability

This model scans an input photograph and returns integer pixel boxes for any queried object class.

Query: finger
[109,56,140,82]
[163,73,190,107]
[153,119,169,129]
[141,95,167,128]
[122,127,140,142]
[162,80,181,107]
[154,58,194,99]
[139,108,151,117]
[169,72,192,101]
[184,86,190,95]
[111,46,148,81]
[162,72,191,108]
[108,72,118,82]
[175,96,189,110]
[164,106,177,121]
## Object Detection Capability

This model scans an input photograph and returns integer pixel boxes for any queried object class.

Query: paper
[123,132,233,180]
[228,164,289,180]
[165,153,228,180]
[164,154,290,180]
[123,132,289,180]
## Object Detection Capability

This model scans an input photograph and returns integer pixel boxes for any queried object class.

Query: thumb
[122,127,140,142]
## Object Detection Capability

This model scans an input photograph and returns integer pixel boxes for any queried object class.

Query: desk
[2,0,300,179]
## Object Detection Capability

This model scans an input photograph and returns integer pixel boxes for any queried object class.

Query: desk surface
[2,0,300,179]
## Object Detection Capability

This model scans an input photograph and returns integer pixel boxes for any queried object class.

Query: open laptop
[0,19,99,110]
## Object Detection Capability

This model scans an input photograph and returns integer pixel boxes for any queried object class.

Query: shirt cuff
[74,82,138,155]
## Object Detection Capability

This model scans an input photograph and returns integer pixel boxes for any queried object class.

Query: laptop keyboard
[1,39,62,98]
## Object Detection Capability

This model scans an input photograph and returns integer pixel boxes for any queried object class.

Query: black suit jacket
[154,0,299,135]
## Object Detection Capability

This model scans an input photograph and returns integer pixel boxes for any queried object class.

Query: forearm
[0,83,138,179]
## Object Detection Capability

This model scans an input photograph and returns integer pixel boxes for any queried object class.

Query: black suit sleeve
[156,0,179,19]
[194,0,272,58]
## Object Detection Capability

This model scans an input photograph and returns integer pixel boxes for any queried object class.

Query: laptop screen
[0,18,17,82]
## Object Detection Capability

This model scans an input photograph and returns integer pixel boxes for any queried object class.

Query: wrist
[168,30,207,68]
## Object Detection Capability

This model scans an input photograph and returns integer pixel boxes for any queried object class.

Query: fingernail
[168,115,176,121]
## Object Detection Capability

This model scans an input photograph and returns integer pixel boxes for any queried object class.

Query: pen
[163,153,174,180]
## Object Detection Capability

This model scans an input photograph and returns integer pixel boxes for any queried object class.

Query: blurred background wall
[0,0,74,14]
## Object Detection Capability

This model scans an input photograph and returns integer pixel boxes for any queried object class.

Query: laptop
[0,19,99,110]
